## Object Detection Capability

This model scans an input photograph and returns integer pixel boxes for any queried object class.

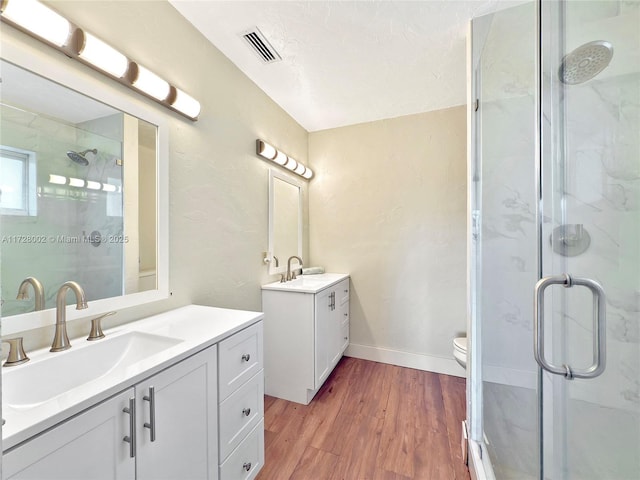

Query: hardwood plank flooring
[257,357,470,480]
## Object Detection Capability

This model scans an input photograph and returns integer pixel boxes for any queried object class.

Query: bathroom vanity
[262,273,350,405]
[2,305,264,480]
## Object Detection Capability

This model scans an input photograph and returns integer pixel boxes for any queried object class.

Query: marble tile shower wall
[558,72,640,412]
[1,106,124,315]
[481,92,538,387]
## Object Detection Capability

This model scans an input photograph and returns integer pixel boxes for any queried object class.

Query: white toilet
[453,337,467,369]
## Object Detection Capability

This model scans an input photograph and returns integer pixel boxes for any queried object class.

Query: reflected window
[0,146,37,216]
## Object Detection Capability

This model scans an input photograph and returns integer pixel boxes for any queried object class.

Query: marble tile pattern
[476,2,639,477]
[1,106,124,315]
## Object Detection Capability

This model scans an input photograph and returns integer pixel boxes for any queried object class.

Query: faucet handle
[2,337,29,367]
[87,311,117,341]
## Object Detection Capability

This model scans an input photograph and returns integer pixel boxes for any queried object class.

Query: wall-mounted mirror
[268,170,302,275]
[0,36,168,335]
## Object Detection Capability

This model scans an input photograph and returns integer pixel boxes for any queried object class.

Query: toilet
[453,337,467,369]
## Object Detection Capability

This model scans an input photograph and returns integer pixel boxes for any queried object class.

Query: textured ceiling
[170,1,521,132]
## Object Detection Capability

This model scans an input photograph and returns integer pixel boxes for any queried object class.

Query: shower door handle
[534,274,606,380]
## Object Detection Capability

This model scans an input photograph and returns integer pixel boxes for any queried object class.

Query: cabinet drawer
[337,278,350,306]
[219,370,264,460]
[219,322,263,401]
[219,419,264,480]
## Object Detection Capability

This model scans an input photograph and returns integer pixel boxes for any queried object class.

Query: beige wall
[2,0,308,347]
[2,2,467,374]
[308,107,467,375]
[58,0,310,314]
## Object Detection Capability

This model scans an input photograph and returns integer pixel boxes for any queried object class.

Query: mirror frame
[1,30,169,336]
[268,169,303,276]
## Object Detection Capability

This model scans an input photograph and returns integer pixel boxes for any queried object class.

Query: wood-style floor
[257,356,470,480]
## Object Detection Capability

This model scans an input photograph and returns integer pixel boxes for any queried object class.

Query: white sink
[262,273,349,293]
[3,331,182,408]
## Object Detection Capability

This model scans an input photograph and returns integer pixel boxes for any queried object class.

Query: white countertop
[261,273,349,294]
[2,304,263,451]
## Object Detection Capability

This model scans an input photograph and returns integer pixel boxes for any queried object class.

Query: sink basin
[262,273,349,293]
[3,331,181,408]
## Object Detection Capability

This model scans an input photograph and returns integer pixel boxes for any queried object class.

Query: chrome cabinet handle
[243,462,252,472]
[534,274,606,379]
[241,353,251,362]
[123,397,136,458]
[329,291,335,310]
[242,407,251,416]
[143,386,156,442]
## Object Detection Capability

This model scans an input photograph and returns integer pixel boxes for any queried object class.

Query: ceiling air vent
[241,27,282,64]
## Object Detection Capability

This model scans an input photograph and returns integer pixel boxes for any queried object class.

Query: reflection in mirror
[268,170,302,275]
[0,60,157,317]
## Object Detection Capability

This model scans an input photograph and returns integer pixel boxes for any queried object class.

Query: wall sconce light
[256,139,313,180]
[0,0,201,121]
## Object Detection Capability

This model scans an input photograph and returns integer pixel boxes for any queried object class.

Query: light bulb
[257,141,277,160]
[285,157,298,171]
[171,88,201,119]
[78,31,128,78]
[131,64,170,101]
[1,0,71,47]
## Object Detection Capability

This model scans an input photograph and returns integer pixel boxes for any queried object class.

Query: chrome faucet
[16,277,45,311]
[51,281,88,352]
[286,256,303,281]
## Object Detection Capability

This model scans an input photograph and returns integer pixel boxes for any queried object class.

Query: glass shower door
[539,1,640,478]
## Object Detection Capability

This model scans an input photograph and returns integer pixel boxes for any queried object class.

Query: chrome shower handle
[534,274,606,380]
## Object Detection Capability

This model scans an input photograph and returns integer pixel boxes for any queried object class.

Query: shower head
[559,40,613,85]
[66,148,97,166]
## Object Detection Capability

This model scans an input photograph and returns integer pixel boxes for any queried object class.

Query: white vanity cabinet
[262,274,350,405]
[2,306,266,480]
[3,346,218,480]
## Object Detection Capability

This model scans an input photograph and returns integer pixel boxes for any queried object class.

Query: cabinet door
[136,346,218,480]
[3,390,135,480]
[314,289,332,387]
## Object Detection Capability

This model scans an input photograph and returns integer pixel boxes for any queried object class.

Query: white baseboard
[345,343,466,377]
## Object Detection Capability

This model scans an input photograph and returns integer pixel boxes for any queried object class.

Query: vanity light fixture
[256,139,314,180]
[0,0,201,120]
[0,0,71,47]
[86,180,101,190]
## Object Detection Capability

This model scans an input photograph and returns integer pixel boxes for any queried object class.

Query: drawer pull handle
[242,407,251,416]
[345,289,348,293]
[344,313,348,317]
[143,386,156,442]
[243,462,252,472]
[122,397,136,458]
[344,336,348,340]
[241,353,251,362]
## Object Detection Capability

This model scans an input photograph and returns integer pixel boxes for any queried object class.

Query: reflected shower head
[66,148,97,166]
[559,40,613,85]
